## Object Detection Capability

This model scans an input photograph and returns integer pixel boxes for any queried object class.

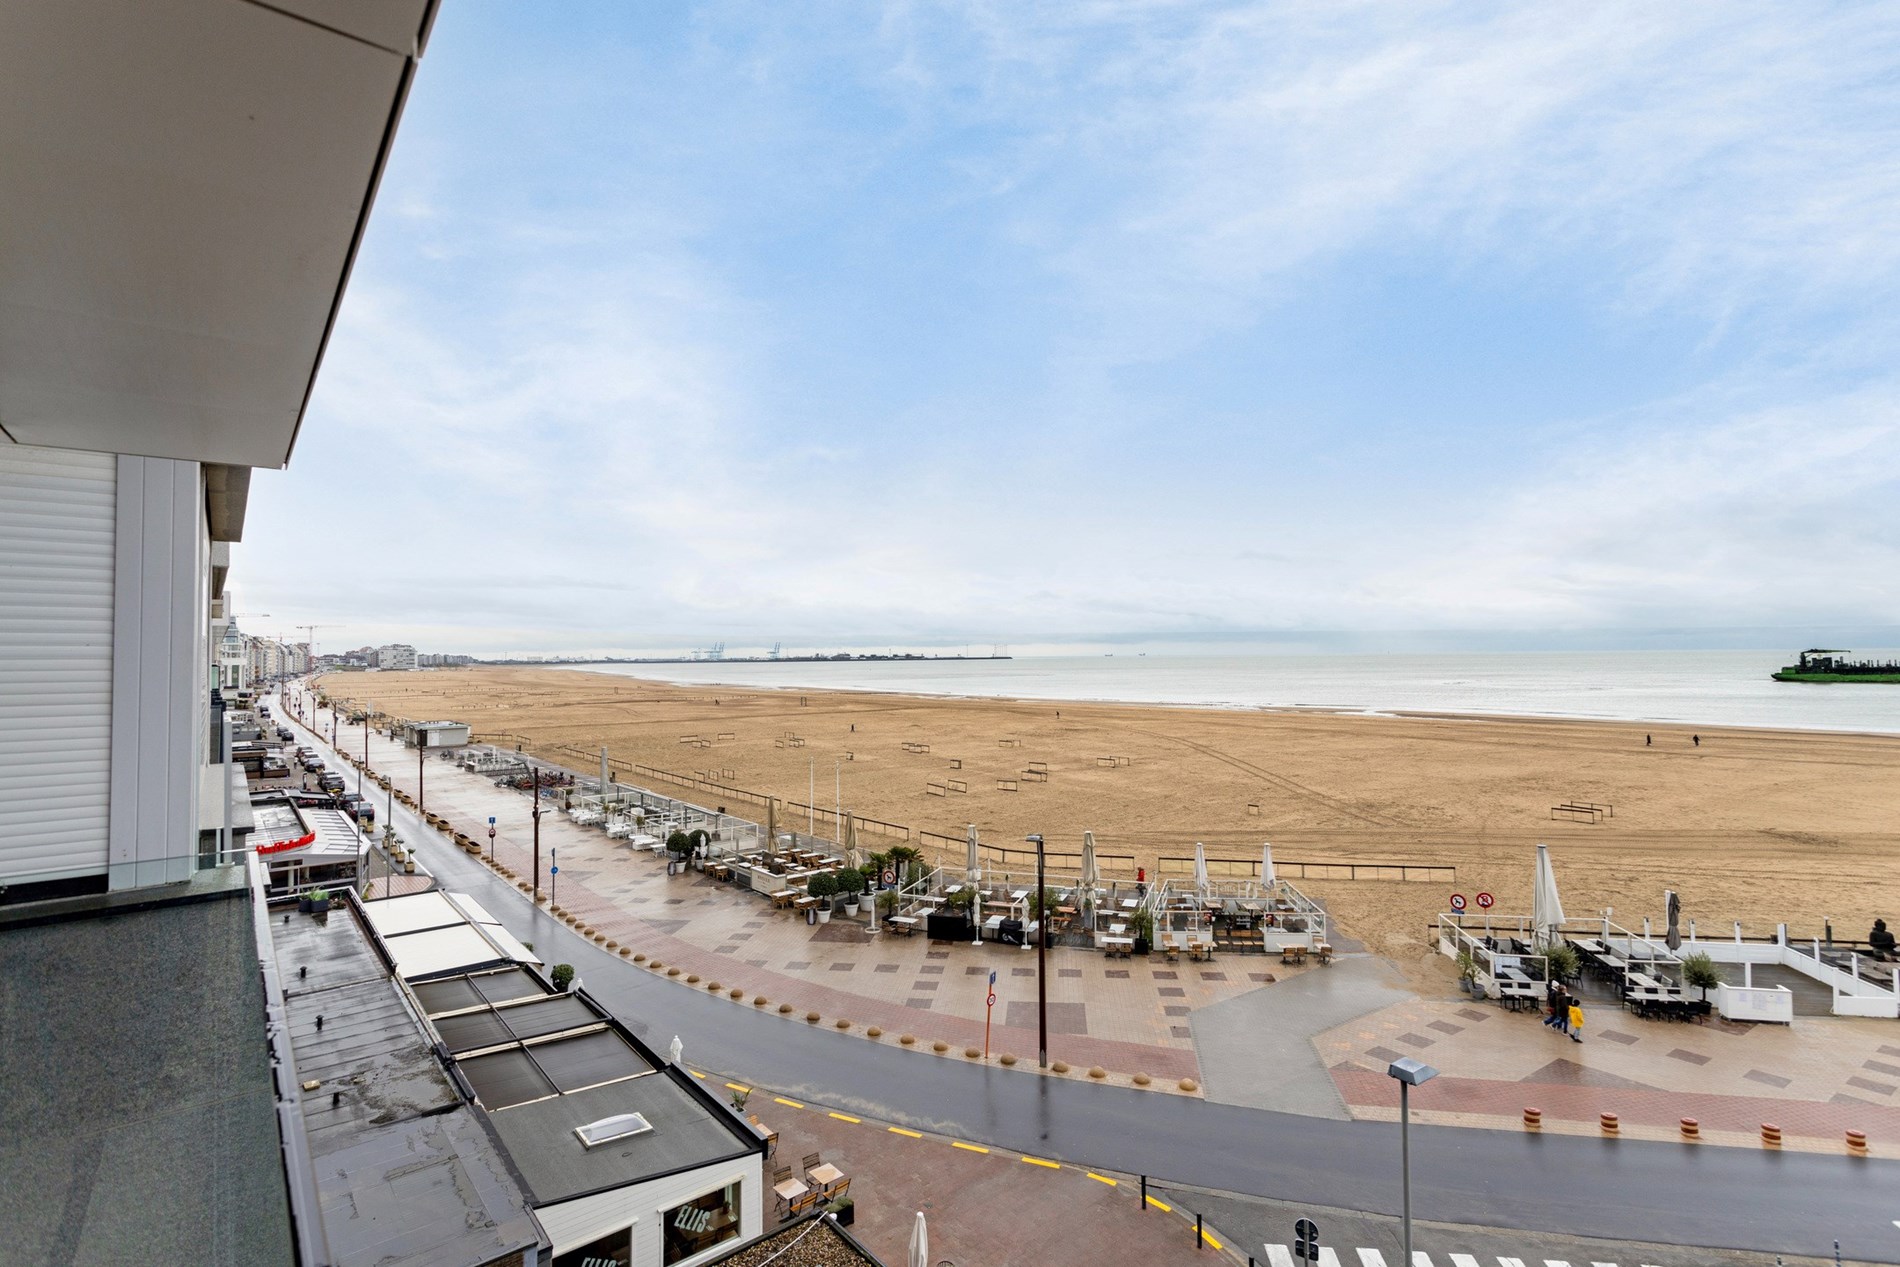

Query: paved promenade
[322,705,1897,1154]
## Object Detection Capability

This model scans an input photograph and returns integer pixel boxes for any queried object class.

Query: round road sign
[986,992,997,1008]
[1449,893,1468,912]
[881,868,895,886]
[1475,891,1494,909]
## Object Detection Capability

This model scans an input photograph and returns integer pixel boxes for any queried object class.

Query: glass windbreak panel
[472,968,546,1006]
[535,1030,652,1093]
[413,978,486,1015]
[663,1181,740,1265]
[499,994,597,1040]
[553,1225,632,1267]
[459,1048,557,1109]
[433,1008,513,1053]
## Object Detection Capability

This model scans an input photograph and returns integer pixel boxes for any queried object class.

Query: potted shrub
[876,889,898,921]
[550,963,575,992]
[808,871,837,923]
[826,1194,855,1227]
[1679,950,1722,1001]
[1454,948,1478,994]
[865,851,890,889]
[665,830,693,875]
[1130,908,1154,956]
[301,888,331,916]
[687,828,710,869]
[837,868,864,917]
[887,844,923,887]
[1544,942,1582,985]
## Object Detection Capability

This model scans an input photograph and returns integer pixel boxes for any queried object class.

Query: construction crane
[297,624,338,662]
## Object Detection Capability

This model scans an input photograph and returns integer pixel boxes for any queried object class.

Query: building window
[553,1226,632,1267]
[662,1180,741,1264]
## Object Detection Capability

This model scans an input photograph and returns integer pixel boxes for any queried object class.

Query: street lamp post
[530,765,545,902]
[417,733,425,821]
[1027,833,1047,1067]
[1387,1057,1439,1266]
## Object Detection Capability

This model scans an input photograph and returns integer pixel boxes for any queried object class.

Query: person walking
[1692,734,1700,747]
[1543,979,1566,1030]
[1567,997,1585,1043]
[1645,734,1652,747]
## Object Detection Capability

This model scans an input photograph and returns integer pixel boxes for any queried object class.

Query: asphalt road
[281,695,1900,1263]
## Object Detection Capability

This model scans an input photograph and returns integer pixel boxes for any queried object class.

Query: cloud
[233,4,1900,651]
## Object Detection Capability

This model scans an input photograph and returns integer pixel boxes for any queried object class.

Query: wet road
[282,696,1900,1263]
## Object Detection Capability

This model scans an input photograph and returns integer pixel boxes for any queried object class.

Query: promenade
[314,702,1897,1155]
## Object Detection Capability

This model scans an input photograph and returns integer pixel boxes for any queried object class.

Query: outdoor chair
[802,1152,822,1176]
[789,1190,820,1218]
[825,1176,851,1201]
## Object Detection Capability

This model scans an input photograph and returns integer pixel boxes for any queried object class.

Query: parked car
[301,754,325,773]
[276,725,294,741]
[317,771,345,794]
[341,794,375,825]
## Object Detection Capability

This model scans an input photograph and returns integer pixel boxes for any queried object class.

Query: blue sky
[238,3,1900,656]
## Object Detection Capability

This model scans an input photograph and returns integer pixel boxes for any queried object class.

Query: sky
[236,2,1900,657]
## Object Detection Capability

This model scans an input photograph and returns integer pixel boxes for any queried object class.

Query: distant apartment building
[416,651,476,667]
[374,642,417,670]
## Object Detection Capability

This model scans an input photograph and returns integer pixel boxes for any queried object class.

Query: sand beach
[315,666,1900,979]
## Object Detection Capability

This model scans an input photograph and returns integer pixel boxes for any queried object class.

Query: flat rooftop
[268,900,542,1267]
[0,876,293,1266]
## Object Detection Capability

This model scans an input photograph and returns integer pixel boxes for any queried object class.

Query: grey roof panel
[499,993,598,1040]
[484,1073,758,1205]
[533,1029,654,1093]
[473,967,547,1005]
[411,976,484,1016]
[460,1047,557,1110]
[434,1007,514,1054]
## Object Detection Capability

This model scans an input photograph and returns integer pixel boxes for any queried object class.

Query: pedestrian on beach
[1692,734,1700,747]
[1645,734,1651,747]
[1567,998,1585,1042]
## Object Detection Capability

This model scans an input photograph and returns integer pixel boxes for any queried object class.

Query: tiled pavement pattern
[732,1077,1229,1265]
[1321,997,1900,1148]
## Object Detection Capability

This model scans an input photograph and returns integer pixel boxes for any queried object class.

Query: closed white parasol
[1533,843,1566,948]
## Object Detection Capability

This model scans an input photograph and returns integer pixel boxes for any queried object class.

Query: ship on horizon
[1772,648,1900,684]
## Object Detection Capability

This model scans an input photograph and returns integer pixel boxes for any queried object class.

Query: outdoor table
[1189,939,1215,962]
[711,863,733,880]
[794,895,818,910]
[808,1162,846,1195]
[917,894,945,907]
[887,915,918,936]
[1120,899,1140,912]
[1109,922,1128,936]
[1312,943,1333,964]
[1101,935,1134,958]
[773,1174,808,1201]
[944,885,964,897]
[771,890,796,908]
[983,915,1004,936]
[1011,889,1030,902]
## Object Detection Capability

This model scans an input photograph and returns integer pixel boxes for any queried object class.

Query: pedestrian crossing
[1262,1248,1662,1267]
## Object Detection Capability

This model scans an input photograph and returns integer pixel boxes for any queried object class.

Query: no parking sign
[1449,893,1467,912]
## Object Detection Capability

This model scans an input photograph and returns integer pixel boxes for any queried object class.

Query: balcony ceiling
[0,0,435,468]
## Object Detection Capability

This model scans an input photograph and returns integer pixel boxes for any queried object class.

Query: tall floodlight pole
[1388,1058,1439,1267]
[808,758,814,837]
[417,733,425,821]
[1027,834,1047,1067]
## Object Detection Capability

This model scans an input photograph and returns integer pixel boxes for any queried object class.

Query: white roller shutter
[0,444,115,886]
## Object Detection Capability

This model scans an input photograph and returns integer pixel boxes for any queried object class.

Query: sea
[558,650,1900,735]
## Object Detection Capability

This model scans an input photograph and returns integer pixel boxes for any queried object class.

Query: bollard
[1140,1175,1147,1209]
[1761,1123,1782,1148]
[1523,1106,1543,1130]
[1846,1130,1868,1156]
[1599,1112,1620,1136]
[1195,1212,1203,1250]
[1680,1117,1700,1141]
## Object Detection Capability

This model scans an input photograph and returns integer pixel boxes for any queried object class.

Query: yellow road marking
[773,1096,804,1109]
[1200,1230,1223,1250]
[951,1141,989,1153]
[725,1082,750,1093]
[689,1070,705,1079]
[1086,1172,1118,1186]
[1020,1156,1060,1169]
[1144,1195,1172,1212]
[887,1127,923,1138]
[827,1112,861,1124]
